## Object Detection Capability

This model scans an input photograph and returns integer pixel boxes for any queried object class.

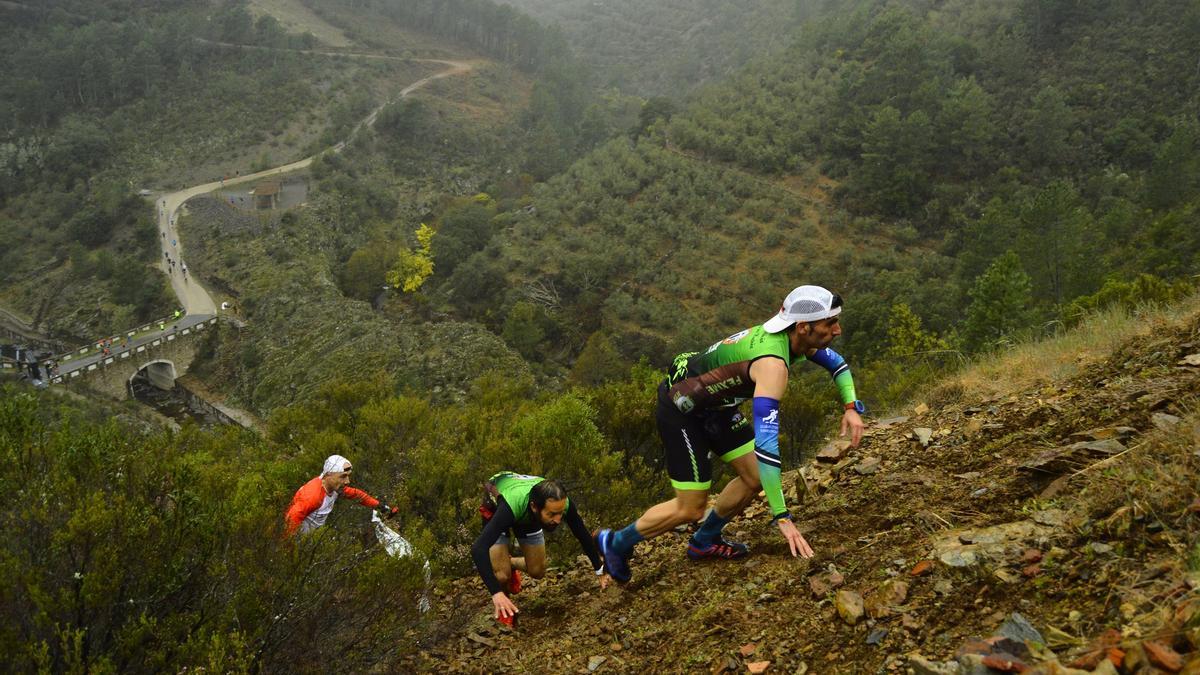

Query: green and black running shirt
[490,471,569,522]
[660,325,857,518]
[665,325,801,414]
[471,472,602,595]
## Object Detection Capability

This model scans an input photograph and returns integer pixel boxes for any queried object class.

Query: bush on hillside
[0,386,428,673]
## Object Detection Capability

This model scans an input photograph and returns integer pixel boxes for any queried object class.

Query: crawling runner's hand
[598,572,610,590]
[492,592,518,619]
[777,518,815,559]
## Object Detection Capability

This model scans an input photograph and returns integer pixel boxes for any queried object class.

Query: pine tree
[963,251,1037,351]
[885,303,948,358]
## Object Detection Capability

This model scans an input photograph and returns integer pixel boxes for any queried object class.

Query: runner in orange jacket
[284,454,396,536]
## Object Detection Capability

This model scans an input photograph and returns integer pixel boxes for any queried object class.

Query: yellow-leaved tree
[386,223,435,293]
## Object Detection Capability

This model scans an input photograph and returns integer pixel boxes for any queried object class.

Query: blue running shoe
[596,529,632,583]
[686,537,749,561]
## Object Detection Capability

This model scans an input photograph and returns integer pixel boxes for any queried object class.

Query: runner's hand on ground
[841,410,864,447]
[777,518,814,558]
[492,592,518,619]
[598,572,610,590]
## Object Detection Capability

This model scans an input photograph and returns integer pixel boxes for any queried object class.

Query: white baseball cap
[762,285,842,333]
[321,454,352,477]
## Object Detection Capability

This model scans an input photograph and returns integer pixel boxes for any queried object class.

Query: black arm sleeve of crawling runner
[472,498,516,596]
[565,501,603,571]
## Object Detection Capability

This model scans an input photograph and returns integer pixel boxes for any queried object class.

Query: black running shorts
[656,381,755,491]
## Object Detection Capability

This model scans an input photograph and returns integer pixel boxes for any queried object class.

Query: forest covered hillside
[432,0,1200,382]
[495,0,821,97]
[0,0,450,338]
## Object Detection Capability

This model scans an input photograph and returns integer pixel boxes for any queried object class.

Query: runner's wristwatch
[844,400,866,413]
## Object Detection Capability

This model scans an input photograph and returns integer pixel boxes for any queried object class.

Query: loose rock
[816,439,852,462]
[865,579,909,619]
[836,590,864,625]
[1152,412,1182,430]
[997,612,1045,646]
[1142,640,1183,672]
[854,457,882,475]
[914,428,934,446]
[910,560,935,576]
[909,655,962,675]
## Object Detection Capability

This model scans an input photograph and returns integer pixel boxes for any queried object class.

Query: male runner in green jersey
[596,286,865,582]
[472,472,607,625]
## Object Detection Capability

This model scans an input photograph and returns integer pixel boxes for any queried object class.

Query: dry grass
[945,291,1200,403]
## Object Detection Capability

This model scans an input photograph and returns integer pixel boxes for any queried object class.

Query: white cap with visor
[762,285,842,333]
[321,454,352,477]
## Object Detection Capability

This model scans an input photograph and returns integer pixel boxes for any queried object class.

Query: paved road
[154,58,473,316]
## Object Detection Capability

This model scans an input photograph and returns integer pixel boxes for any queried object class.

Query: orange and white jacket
[284,477,380,536]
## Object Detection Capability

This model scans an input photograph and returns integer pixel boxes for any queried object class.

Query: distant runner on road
[596,285,865,583]
[284,454,396,536]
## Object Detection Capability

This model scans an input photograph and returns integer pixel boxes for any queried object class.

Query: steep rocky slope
[409,302,1200,673]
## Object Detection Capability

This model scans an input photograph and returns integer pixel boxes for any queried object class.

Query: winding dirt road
[156,58,474,316]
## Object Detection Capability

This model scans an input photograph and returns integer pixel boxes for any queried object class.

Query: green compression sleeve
[834,370,857,405]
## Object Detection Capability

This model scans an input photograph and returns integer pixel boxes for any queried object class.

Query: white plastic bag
[372,511,432,613]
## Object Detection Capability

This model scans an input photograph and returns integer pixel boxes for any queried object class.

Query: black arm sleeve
[471,498,516,596]
[565,501,602,571]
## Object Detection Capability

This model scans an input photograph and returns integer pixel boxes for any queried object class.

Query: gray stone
[939,549,978,567]
[908,655,962,675]
[854,457,882,475]
[1032,509,1069,527]
[1089,542,1114,555]
[933,520,1052,567]
[866,628,888,645]
[1152,412,1182,430]
[956,654,994,675]
[875,416,910,428]
[587,655,607,672]
[997,612,1045,646]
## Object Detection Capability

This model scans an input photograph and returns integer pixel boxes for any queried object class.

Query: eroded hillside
[410,301,1200,674]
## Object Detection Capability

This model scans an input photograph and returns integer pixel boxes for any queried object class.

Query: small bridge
[34,314,218,399]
